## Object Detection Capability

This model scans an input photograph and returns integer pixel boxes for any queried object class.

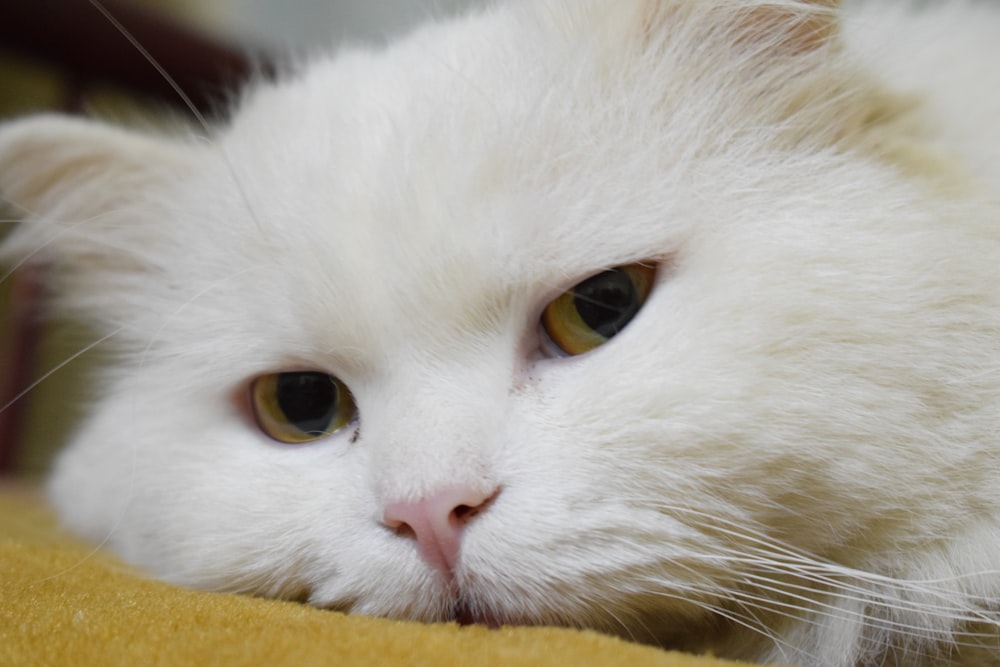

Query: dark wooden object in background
[0,267,46,473]
[0,0,262,114]
[0,0,267,472]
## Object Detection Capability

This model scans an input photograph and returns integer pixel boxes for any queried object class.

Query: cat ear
[737,0,840,54]
[0,114,191,264]
[641,0,841,55]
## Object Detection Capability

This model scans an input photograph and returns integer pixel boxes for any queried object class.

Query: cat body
[2,1,1000,665]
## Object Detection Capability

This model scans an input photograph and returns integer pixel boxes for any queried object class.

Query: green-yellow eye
[541,263,656,356]
[251,371,356,444]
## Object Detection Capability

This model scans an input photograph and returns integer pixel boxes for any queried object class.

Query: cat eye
[251,371,357,444]
[541,263,655,356]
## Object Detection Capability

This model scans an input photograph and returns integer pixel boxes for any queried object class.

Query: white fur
[2,1,1000,665]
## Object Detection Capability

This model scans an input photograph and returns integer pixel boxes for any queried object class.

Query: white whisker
[87,0,210,132]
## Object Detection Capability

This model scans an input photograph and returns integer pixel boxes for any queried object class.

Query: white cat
[2,1,999,665]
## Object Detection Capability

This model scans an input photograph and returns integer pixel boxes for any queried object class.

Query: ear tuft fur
[0,114,191,264]
[737,0,841,54]
[638,0,841,56]
[0,115,189,214]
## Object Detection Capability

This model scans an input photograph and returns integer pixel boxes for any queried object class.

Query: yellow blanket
[0,483,749,666]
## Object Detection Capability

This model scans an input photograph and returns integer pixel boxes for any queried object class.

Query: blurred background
[0,0,478,479]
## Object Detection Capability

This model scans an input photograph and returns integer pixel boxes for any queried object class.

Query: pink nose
[382,485,498,577]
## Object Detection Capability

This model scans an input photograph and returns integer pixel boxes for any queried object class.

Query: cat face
[3,0,1000,664]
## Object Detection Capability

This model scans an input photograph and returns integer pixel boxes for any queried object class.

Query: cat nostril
[390,521,417,540]
[452,504,477,522]
[382,485,500,576]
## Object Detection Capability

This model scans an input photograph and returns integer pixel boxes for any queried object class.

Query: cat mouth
[452,599,505,629]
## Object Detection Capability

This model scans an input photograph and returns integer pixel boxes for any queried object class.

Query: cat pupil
[572,269,641,339]
[276,372,339,435]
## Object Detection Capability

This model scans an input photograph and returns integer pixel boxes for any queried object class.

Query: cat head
[2,0,997,661]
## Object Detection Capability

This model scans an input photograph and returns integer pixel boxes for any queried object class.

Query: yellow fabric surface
[0,484,750,667]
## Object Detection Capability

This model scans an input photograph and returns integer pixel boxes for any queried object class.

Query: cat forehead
[175,0,857,359]
[200,5,683,305]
